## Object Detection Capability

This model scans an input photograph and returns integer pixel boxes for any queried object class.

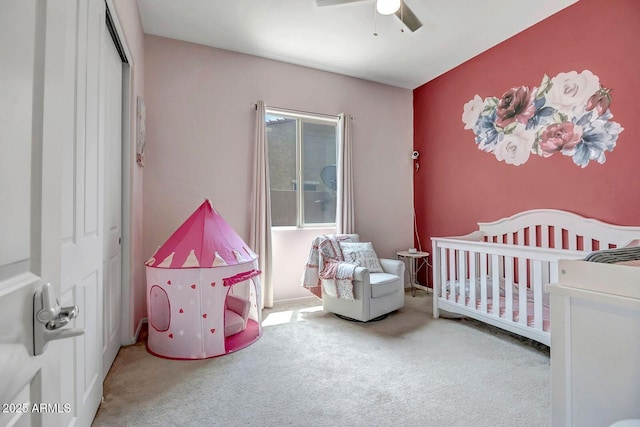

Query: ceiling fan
[316,0,422,32]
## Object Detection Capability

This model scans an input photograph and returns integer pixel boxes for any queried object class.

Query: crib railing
[432,236,585,343]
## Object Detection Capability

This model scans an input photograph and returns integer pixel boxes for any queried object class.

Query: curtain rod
[253,103,354,120]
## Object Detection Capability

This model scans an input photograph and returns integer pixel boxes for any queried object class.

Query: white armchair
[321,234,405,322]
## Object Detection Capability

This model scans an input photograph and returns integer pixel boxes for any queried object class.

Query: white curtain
[250,101,273,308]
[336,113,355,234]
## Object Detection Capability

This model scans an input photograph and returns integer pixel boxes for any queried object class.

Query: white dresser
[547,259,640,427]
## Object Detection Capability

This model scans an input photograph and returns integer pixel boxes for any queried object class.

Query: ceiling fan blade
[395,0,422,32]
[315,0,368,7]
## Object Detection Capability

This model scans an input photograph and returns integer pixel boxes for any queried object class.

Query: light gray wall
[111,0,146,337]
[143,35,414,302]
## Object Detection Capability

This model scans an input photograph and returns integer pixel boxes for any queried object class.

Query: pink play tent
[145,199,262,359]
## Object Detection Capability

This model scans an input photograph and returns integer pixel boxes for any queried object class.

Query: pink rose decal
[538,123,583,157]
[586,88,611,116]
[495,86,535,128]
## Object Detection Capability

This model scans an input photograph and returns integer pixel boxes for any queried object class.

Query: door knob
[33,283,84,356]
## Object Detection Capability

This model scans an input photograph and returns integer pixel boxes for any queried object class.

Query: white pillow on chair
[339,241,383,273]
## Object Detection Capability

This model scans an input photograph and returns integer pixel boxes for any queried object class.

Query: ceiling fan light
[376,0,401,15]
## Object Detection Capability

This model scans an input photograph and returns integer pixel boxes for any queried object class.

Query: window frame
[266,107,339,229]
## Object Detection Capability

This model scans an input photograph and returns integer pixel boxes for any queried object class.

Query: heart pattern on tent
[145,200,262,359]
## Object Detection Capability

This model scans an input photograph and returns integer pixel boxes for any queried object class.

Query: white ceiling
[136,0,578,90]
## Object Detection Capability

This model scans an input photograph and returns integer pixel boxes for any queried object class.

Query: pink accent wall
[413,0,640,265]
[143,35,414,301]
[112,0,146,339]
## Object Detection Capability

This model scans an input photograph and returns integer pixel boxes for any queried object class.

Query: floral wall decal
[461,70,624,167]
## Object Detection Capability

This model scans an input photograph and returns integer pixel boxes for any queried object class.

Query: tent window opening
[266,109,338,227]
[149,285,171,332]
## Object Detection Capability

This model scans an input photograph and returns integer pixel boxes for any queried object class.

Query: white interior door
[0,0,106,425]
[1,0,77,425]
[59,0,107,424]
[102,29,123,376]
[0,1,57,425]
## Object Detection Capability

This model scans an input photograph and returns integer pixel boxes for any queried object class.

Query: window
[266,109,338,227]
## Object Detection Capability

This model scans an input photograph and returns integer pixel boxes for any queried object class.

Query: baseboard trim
[273,295,320,305]
[411,283,433,294]
[132,317,148,344]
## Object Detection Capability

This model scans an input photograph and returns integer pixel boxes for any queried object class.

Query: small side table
[397,251,430,297]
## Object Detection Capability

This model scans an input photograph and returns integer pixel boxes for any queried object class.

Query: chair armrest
[380,258,404,277]
[352,266,369,282]
[353,260,404,280]
[226,294,250,319]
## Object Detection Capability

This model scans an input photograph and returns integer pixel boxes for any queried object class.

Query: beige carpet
[92,292,550,427]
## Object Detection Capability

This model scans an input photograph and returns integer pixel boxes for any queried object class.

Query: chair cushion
[224,309,245,337]
[339,241,383,272]
[370,273,401,298]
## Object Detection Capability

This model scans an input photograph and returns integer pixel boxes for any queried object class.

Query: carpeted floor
[92,292,550,427]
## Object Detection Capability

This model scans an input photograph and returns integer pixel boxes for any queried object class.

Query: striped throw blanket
[302,234,357,300]
[585,243,640,263]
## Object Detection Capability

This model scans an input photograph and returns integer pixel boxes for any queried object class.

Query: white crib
[431,209,640,345]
